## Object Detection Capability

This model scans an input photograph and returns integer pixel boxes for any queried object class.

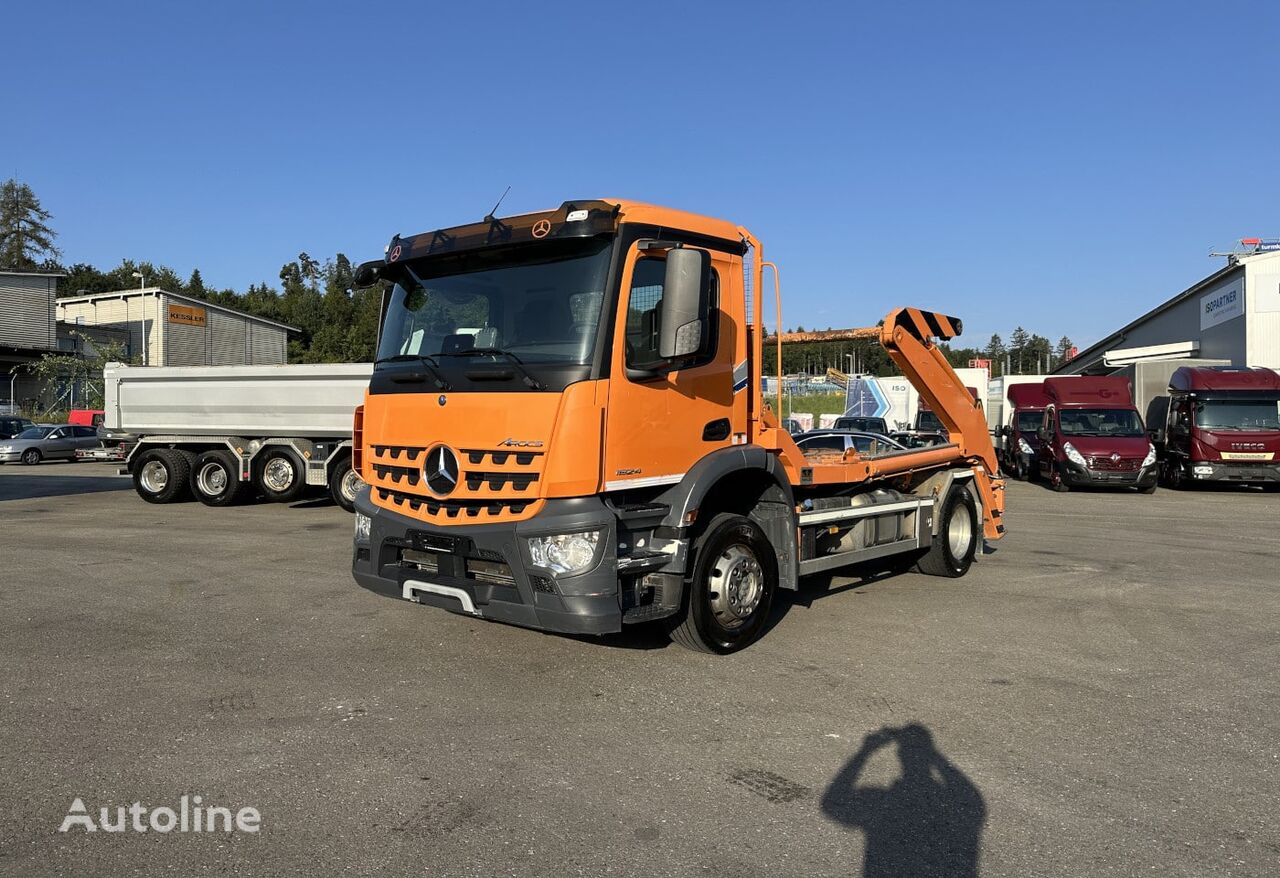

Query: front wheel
[328,455,363,513]
[21,448,41,466]
[915,485,979,577]
[667,513,778,654]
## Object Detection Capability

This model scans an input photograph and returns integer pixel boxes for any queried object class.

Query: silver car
[0,424,102,465]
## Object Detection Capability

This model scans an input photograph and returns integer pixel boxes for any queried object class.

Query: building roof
[0,269,66,278]
[55,287,299,333]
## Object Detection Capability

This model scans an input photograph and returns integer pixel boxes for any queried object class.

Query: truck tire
[192,449,248,507]
[328,455,363,513]
[914,485,978,578]
[256,447,305,503]
[666,513,778,654]
[133,448,192,504]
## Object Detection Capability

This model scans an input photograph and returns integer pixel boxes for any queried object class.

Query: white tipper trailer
[104,362,371,511]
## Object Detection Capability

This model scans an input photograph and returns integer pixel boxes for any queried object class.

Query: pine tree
[1055,335,1074,362]
[1009,326,1031,373]
[0,179,60,268]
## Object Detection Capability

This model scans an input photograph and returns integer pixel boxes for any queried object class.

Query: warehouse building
[56,288,295,367]
[1055,245,1280,375]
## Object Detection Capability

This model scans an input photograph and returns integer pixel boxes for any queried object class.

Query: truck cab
[1000,383,1049,480]
[1035,376,1157,492]
[1156,366,1280,490]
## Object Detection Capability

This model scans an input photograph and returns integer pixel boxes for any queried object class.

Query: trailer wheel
[667,513,778,655]
[133,448,192,504]
[192,450,247,507]
[256,447,305,503]
[328,455,363,513]
[915,485,978,578]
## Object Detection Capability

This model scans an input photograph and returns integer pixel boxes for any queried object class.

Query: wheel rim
[947,505,974,558]
[23,450,38,464]
[340,469,362,502]
[707,544,764,630]
[140,460,169,493]
[197,461,229,495]
[263,457,295,492]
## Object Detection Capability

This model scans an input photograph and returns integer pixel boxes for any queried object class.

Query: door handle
[702,419,731,442]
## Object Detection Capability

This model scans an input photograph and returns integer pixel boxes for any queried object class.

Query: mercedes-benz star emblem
[423,445,460,496]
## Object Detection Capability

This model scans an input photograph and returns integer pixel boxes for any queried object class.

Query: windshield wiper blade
[445,348,544,390]
[375,354,450,390]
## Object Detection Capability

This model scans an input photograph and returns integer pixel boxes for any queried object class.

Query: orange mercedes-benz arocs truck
[350,200,1005,653]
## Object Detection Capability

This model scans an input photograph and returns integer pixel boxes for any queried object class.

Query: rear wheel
[133,448,192,504]
[328,455,363,512]
[667,513,778,654]
[915,485,978,577]
[192,450,247,507]
[256,447,305,503]
[21,448,41,466]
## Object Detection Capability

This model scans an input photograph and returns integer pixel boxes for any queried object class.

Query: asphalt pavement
[1,462,1277,877]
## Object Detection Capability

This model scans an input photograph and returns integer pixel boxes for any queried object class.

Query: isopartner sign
[1200,279,1243,330]
[168,304,207,327]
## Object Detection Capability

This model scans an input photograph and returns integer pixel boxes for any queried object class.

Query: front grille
[371,444,426,461]
[1088,457,1140,472]
[372,463,420,486]
[463,449,542,466]
[376,486,535,519]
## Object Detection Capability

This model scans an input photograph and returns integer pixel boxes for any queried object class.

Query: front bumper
[351,488,627,636]
[0,451,23,463]
[1186,460,1280,484]
[1058,460,1158,489]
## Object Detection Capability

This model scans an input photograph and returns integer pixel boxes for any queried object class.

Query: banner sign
[168,304,207,327]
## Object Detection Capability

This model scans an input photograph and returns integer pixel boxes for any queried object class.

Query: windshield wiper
[445,348,544,390]
[375,354,450,390]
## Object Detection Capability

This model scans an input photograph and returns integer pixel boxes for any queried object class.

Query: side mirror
[658,248,710,359]
[1000,425,1011,437]
[353,260,385,289]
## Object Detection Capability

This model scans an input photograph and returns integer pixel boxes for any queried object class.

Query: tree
[29,332,135,413]
[984,333,1006,377]
[1008,326,1030,373]
[1055,335,1074,363]
[1026,334,1052,373]
[0,179,60,269]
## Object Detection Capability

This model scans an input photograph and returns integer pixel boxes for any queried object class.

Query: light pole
[9,364,28,415]
[131,271,147,365]
[845,353,854,376]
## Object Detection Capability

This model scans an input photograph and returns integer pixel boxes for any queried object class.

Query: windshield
[836,417,886,432]
[1015,411,1043,433]
[1195,398,1280,431]
[16,427,52,439]
[917,411,943,432]
[1058,408,1145,437]
[377,238,613,367]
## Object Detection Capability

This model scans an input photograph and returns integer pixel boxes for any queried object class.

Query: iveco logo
[498,438,544,448]
[423,445,460,496]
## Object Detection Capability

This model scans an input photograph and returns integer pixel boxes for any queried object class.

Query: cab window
[624,257,719,372]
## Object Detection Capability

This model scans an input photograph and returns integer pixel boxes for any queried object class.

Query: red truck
[1153,366,1280,490]
[1035,376,1157,493]
[999,383,1050,480]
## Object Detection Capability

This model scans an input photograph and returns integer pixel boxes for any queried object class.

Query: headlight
[354,512,371,544]
[1062,441,1087,467]
[1142,444,1157,468]
[526,531,601,576]
[0,445,11,452]
[1017,437,1033,455]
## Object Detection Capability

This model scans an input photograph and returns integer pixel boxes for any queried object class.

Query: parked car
[0,424,103,465]
[781,418,804,436]
[833,415,889,435]
[0,416,36,440]
[795,429,906,456]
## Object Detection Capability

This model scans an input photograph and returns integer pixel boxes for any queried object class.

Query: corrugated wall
[248,323,287,364]
[160,294,209,366]
[0,275,57,349]
[1245,254,1280,369]
[208,308,248,365]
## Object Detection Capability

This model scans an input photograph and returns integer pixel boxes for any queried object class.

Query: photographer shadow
[821,723,985,877]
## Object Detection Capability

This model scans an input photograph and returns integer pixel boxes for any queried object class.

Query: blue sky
[4,1,1277,349]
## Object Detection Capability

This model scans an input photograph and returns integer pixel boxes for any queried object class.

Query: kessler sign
[1200,279,1243,330]
[167,304,207,327]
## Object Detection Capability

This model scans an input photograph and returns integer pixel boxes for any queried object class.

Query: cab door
[603,242,746,492]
